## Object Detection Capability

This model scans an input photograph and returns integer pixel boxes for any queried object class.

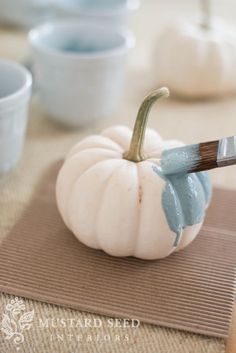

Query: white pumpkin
[56,88,211,260]
[154,0,236,98]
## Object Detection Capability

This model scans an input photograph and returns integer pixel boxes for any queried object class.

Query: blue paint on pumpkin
[152,161,212,247]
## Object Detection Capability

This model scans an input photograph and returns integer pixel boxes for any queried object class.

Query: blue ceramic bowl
[55,0,140,27]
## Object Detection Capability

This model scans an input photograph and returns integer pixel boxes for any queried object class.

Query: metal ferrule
[217,136,236,167]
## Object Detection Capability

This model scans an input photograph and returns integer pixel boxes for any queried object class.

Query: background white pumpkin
[154,0,236,99]
[56,88,211,260]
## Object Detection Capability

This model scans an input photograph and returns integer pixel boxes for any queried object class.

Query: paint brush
[161,136,236,175]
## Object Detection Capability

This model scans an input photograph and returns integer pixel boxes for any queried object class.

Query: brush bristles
[161,140,219,175]
[191,140,219,172]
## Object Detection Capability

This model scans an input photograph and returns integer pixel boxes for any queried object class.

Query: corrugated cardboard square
[0,162,235,338]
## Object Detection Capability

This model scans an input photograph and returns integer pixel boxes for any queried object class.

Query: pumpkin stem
[124,87,169,162]
[201,0,211,30]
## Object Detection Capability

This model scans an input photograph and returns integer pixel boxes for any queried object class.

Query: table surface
[0,1,236,352]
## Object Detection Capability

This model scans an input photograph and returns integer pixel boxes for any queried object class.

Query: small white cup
[55,0,140,27]
[0,60,32,176]
[0,0,55,28]
[29,21,135,127]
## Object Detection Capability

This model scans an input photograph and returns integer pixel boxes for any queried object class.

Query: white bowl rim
[55,0,140,16]
[28,20,136,60]
[0,59,32,112]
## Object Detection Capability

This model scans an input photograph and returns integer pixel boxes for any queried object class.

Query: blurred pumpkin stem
[201,0,211,30]
[124,87,169,162]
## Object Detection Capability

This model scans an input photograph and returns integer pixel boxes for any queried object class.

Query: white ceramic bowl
[55,0,140,27]
[0,0,55,28]
[0,60,32,175]
[29,21,135,127]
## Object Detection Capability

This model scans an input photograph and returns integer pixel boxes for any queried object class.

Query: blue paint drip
[152,157,212,247]
[197,171,212,204]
